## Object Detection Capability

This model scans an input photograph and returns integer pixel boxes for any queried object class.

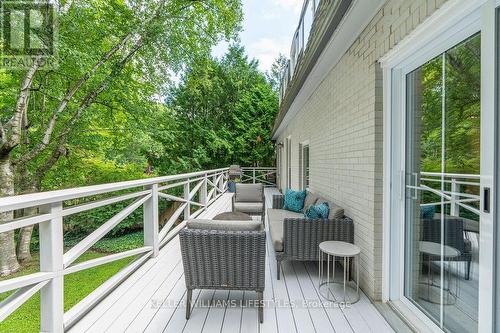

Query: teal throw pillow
[305,202,330,219]
[421,205,436,220]
[283,189,306,213]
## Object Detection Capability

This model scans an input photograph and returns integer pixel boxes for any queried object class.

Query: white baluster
[184,180,190,219]
[201,174,208,206]
[144,184,159,257]
[450,178,459,216]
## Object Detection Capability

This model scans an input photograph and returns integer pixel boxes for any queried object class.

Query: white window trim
[299,140,310,191]
[286,136,292,189]
[381,0,498,332]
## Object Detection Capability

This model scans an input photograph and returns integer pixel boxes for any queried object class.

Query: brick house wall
[276,0,447,300]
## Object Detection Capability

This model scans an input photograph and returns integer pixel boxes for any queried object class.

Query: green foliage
[6,0,243,194]
[266,53,288,92]
[156,44,279,173]
[43,152,150,190]
[418,34,480,175]
[86,231,144,253]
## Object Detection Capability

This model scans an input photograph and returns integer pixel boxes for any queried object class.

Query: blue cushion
[305,202,330,219]
[421,205,436,220]
[283,189,306,213]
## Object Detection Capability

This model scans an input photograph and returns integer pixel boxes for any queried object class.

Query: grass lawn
[0,233,143,333]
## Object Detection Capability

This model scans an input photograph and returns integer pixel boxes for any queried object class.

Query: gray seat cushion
[267,208,304,252]
[235,183,263,202]
[316,197,344,220]
[328,203,344,220]
[234,202,263,214]
[302,192,319,213]
[186,219,262,231]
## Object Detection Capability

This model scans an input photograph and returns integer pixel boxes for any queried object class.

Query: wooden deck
[70,188,394,333]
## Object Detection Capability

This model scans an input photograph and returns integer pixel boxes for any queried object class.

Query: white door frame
[479,2,497,330]
[381,0,498,331]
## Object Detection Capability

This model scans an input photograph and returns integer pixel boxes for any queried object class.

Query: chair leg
[257,291,264,323]
[276,259,281,280]
[186,289,192,320]
[466,260,471,280]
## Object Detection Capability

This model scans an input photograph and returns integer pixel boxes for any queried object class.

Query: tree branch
[15,34,134,165]
[32,38,145,177]
[1,56,44,156]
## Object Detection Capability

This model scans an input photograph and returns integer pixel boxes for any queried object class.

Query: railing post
[39,202,64,333]
[451,178,459,216]
[184,179,190,219]
[253,168,256,184]
[218,173,224,193]
[201,174,208,206]
[143,184,159,257]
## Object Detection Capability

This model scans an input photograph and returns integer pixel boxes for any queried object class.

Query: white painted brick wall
[276,0,447,300]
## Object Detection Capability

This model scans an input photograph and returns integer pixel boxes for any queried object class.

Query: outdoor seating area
[268,191,354,280]
[68,187,394,333]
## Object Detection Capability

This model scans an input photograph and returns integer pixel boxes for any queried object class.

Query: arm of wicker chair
[282,217,354,260]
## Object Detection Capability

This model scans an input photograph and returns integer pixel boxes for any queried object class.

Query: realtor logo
[0,1,57,69]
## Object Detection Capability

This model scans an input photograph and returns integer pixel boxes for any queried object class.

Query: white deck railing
[419,172,481,217]
[0,167,233,332]
[240,167,277,187]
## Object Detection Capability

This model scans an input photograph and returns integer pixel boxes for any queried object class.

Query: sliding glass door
[404,35,481,333]
[386,1,498,332]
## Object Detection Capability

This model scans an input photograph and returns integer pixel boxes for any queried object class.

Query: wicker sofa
[179,219,266,323]
[269,193,354,279]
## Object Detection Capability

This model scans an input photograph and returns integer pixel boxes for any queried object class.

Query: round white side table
[419,241,460,304]
[318,241,360,304]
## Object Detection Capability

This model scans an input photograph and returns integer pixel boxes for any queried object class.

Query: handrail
[0,166,235,332]
[420,171,480,180]
[0,167,229,212]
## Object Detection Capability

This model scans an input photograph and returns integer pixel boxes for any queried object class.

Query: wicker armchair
[179,219,266,323]
[232,183,265,221]
[422,216,473,279]
[270,194,354,279]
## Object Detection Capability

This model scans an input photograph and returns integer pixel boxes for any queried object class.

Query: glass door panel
[404,34,481,333]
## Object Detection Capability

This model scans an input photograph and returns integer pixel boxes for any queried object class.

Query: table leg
[343,256,347,303]
[356,254,359,298]
[327,253,330,286]
[332,255,335,283]
[427,256,431,298]
[318,249,321,285]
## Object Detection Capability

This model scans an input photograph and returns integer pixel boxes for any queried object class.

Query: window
[276,143,283,190]
[286,137,291,189]
[299,143,310,190]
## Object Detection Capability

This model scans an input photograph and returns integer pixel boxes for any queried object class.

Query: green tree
[267,54,288,92]
[162,44,278,173]
[0,0,242,275]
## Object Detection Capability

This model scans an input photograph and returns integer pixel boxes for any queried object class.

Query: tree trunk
[16,200,38,263]
[16,224,34,263]
[0,157,20,276]
[15,169,41,264]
